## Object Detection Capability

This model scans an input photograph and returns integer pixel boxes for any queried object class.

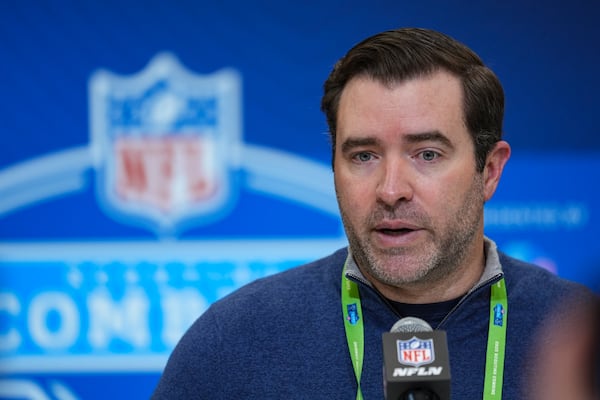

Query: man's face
[334,71,493,292]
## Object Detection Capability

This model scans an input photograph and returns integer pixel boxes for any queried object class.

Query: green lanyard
[483,278,508,399]
[342,261,365,400]
[341,261,508,400]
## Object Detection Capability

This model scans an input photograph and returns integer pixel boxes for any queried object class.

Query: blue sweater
[152,245,589,399]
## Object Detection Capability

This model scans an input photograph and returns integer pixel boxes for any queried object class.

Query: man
[152,28,591,399]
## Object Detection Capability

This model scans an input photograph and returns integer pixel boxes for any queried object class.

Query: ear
[483,140,511,201]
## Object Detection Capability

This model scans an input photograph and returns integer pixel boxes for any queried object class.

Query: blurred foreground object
[530,294,600,400]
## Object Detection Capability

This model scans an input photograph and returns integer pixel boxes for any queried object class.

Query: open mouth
[378,228,415,235]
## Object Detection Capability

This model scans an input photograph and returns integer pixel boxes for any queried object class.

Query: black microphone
[383,317,451,400]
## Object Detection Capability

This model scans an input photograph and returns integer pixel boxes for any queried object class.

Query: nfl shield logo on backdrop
[397,337,435,367]
[89,53,242,235]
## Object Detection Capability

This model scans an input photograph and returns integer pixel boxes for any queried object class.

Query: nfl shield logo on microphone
[397,337,435,367]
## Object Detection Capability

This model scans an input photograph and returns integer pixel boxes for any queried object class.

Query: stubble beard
[338,174,485,289]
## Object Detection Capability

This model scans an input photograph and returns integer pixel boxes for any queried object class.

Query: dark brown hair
[321,28,504,172]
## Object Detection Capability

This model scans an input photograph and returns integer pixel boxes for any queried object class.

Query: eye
[420,150,439,161]
[353,151,374,163]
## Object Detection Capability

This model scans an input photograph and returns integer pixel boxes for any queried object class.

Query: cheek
[421,172,478,214]
[435,174,483,216]
[335,174,372,216]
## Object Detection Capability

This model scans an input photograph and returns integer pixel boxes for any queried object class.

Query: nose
[375,157,414,206]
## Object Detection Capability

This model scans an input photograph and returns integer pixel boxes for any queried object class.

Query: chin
[368,260,428,286]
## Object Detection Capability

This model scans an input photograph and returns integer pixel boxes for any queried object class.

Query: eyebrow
[403,131,454,149]
[340,137,380,154]
[339,130,454,154]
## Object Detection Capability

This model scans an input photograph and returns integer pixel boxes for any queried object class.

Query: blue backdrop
[1,1,599,399]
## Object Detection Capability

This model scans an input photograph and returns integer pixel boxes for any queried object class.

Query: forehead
[336,71,468,143]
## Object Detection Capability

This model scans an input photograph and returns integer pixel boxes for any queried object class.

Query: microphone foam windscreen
[390,317,433,333]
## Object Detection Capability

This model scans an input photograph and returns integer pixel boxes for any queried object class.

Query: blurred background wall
[1,1,599,398]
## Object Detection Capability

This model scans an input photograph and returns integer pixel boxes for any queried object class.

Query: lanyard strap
[483,278,508,400]
[341,260,364,400]
[341,261,507,400]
